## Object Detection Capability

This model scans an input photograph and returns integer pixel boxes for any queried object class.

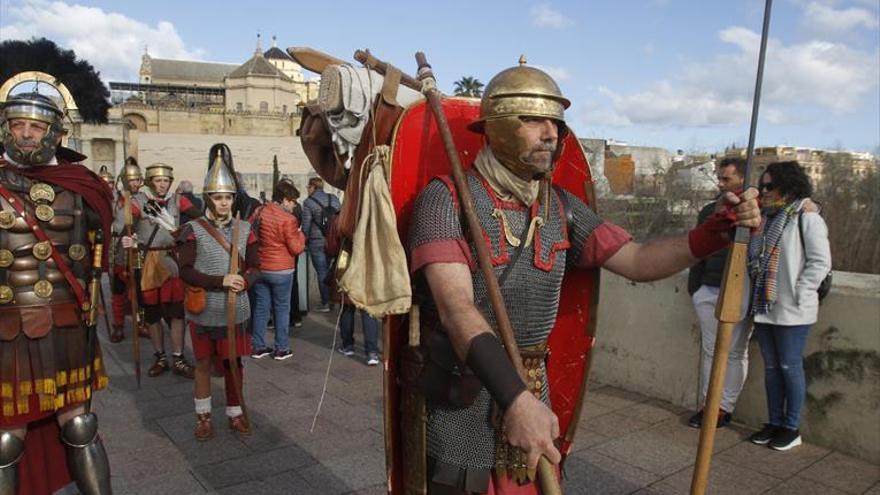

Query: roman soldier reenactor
[121,163,198,378]
[177,149,259,439]
[109,159,144,342]
[0,89,113,493]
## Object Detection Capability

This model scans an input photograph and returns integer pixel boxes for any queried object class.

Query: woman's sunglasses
[759,182,776,192]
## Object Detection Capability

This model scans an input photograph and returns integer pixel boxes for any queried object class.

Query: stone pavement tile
[584,385,650,411]
[616,400,684,425]
[300,449,386,492]
[353,484,389,495]
[157,380,199,398]
[716,439,830,480]
[125,391,196,421]
[287,419,385,462]
[592,425,697,476]
[175,434,251,467]
[568,429,613,453]
[106,442,192,484]
[581,411,653,439]
[192,444,317,489]
[319,399,383,433]
[563,449,661,494]
[798,451,880,494]
[112,469,206,495]
[214,471,315,495]
[767,476,848,495]
[101,420,174,457]
[647,459,782,494]
[865,482,880,494]
[298,463,356,494]
[649,417,744,454]
[578,400,616,421]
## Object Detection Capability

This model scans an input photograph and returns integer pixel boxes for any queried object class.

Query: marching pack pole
[413,51,562,495]
[690,1,772,493]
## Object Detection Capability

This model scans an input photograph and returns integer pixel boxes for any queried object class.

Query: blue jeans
[251,271,294,351]
[754,323,811,430]
[308,244,330,306]
[340,304,380,355]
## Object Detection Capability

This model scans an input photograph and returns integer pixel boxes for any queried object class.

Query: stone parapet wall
[590,270,880,462]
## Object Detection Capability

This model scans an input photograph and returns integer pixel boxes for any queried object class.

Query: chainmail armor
[186,219,251,327]
[409,173,604,470]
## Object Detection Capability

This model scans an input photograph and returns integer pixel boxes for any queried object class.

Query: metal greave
[60,413,112,495]
[0,431,24,495]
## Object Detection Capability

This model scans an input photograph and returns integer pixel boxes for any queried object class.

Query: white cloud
[584,25,879,128]
[536,65,570,82]
[803,2,879,33]
[529,3,573,29]
[0,0,205,82]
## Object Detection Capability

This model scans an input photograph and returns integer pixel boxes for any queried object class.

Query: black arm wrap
[465,333,527,410]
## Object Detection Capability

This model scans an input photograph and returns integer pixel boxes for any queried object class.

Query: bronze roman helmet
[469,56,570,180]
[144,162,174,193]
[202,150,237,217]
[98,165,114,185]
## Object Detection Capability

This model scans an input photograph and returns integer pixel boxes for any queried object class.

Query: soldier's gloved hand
[121,234,138,249]
[223,274,246,292]
[503,390,562,471]
[717,188,761,229]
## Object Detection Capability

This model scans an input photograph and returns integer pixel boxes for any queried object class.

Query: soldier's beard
[518,144,557,180]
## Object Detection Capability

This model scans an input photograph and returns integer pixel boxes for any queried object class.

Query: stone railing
[589,270,880,463]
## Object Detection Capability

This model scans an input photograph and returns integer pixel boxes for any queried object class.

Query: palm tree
[453,76,484,97]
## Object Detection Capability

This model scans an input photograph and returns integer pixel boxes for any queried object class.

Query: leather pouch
[184,285,206,314]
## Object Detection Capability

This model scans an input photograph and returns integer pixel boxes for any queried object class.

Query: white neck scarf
[473,146,540,206]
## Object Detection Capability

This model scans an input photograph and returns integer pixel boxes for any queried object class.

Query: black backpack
[798,211,832,302]
[309,196,338,236]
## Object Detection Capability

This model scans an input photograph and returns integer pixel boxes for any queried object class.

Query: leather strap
[195,218,244,267]
[0,184,89,312]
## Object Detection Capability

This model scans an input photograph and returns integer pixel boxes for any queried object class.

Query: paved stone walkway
[92,311,880,494]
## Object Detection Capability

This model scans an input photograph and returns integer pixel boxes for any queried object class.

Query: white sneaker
[314,305,331,313]
[366,353,380,366]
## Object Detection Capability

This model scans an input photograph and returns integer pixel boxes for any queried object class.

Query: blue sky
[2,0,877,153]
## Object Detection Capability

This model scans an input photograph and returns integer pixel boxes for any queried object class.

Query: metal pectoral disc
[0,285,12,304]
[29,183,56,203]
[35,204,55,222]
[0,249,13,268]
[34,279,53,299]
[0,211,16,229]
[33,240,53,260]
[68,243,87,262]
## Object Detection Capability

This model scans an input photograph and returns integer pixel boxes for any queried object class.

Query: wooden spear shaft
[412,51,561,495]
[226,214,249,426]
[690,1,772,493]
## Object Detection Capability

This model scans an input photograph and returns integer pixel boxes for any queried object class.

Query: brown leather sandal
[172,356,195,379]
[194,412,213,441]
[228,415,252,436]
[147,354,169,377]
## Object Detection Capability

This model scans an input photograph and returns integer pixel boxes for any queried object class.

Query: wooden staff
[412,51,561,495]
[123,191,142,388]
[225,213,249,426]
[690,1,773,493]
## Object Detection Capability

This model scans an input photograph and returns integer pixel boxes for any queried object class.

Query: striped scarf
[748,199,804,314]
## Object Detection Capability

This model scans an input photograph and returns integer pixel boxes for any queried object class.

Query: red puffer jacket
[252,202,305,271]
